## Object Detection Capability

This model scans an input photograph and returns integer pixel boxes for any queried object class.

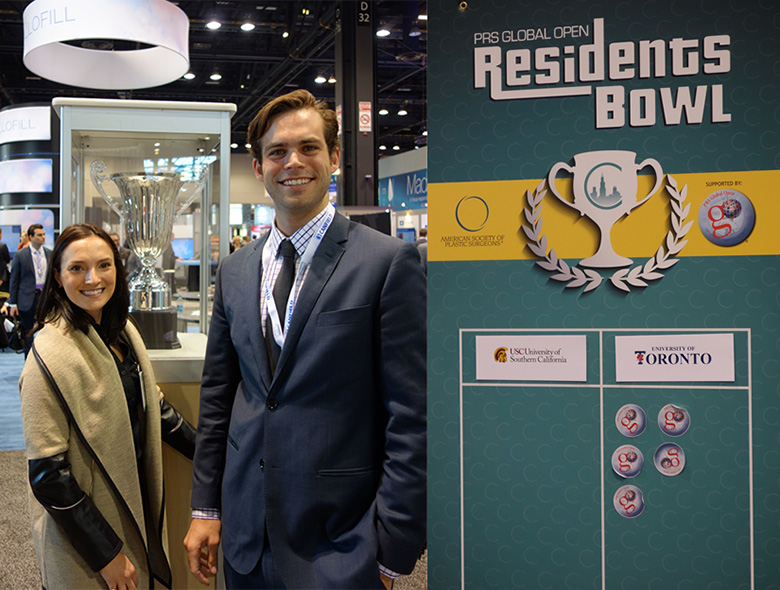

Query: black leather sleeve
[28,453,122,572]
[160,398,196,460]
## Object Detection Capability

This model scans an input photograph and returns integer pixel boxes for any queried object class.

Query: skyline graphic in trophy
[90,160,205,348]
[547,150,663,268]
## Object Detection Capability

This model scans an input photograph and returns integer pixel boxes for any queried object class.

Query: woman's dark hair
[34,223,129,343]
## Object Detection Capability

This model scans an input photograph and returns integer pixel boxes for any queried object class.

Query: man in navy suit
[4,224,51,356]
[184,90,426,589]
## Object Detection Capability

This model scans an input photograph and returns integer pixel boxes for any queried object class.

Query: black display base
[130,308,181,349]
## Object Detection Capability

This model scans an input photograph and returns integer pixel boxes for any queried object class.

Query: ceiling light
[378,108,389,116]
[210,72,222,81]
[314,74,327,84]
[183,72,195,80]
[328,75,337,84]
[245,143,252,149]
[230,143,238,149]
[206,20,221,30]
[422,130,428,136]
[379,145,387,150]
[154,142,161,147]
[409,25,421,37]
[393,145,400,150]
[376,24,391,37]
[418,14,428,20]
[240,22,255,31]
[397,108,408,116]
[282,30,289,38]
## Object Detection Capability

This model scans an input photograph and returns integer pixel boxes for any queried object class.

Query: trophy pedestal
[131,308,181,350]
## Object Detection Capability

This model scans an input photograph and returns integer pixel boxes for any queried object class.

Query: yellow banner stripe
[429,171,778,262]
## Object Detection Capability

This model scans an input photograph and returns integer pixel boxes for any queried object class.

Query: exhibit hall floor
[0,348,39,589]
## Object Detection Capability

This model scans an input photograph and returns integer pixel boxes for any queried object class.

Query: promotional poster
[427,1,779,588]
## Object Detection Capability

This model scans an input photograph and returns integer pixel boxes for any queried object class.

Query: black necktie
[265,239,296,372]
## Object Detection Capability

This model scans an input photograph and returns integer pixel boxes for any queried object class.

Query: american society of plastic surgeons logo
[522,150,690,293]
[442,196,505,248]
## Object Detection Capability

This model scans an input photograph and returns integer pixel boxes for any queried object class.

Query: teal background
[428,258,779,588]
[427,1,780,587]
[428,0,780,182]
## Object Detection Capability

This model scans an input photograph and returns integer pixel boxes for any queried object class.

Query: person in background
[184,89,426,589]
[241,235,251,247]
[19,223,196,589]
[3,224,51,356]
[0,227,11,293]
[231,235,241,253]
[17,232,29,249]
[110,233,136,275]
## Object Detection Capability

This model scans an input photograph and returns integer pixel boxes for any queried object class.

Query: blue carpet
[0,349,26,451]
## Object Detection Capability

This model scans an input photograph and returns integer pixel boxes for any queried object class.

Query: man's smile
[280,178,313,186]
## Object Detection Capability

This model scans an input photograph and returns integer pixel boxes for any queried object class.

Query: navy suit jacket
[9,246,52,311]
[191,212,427,588]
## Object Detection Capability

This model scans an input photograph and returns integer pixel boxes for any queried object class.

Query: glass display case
[53,98,235,342]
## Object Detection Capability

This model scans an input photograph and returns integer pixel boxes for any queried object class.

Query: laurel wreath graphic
[522,174,690,293]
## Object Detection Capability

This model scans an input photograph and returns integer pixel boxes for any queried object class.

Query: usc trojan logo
[494,347,508,363]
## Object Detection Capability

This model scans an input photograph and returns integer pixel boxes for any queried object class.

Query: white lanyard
[262,205,335,348]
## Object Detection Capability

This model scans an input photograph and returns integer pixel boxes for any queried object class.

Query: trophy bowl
[90,160,204,348]
[547,150,663,268]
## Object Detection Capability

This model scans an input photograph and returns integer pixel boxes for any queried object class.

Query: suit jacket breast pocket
[316,305,372,327]
[316,306,373,381]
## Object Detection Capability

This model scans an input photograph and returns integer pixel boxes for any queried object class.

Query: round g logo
[455,195,489,232]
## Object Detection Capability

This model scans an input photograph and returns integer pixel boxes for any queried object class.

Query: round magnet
[654,442,686,476]
[611,444,644,478]
[613,484,644,518]
[698,189,755,247]
[657,404,690,436]
[615,404,646,438]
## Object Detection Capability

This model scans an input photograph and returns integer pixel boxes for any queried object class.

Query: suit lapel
[23,247,33,271]
[271,213,348,389]
[244,236,274,390]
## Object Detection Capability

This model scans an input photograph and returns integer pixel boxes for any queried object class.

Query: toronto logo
[523,150,690,292]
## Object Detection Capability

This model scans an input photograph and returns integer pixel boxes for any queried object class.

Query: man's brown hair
[247,89,339,161]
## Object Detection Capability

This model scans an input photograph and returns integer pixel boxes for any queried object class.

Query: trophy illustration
[547,150,663,268]
[90,160,205,349]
